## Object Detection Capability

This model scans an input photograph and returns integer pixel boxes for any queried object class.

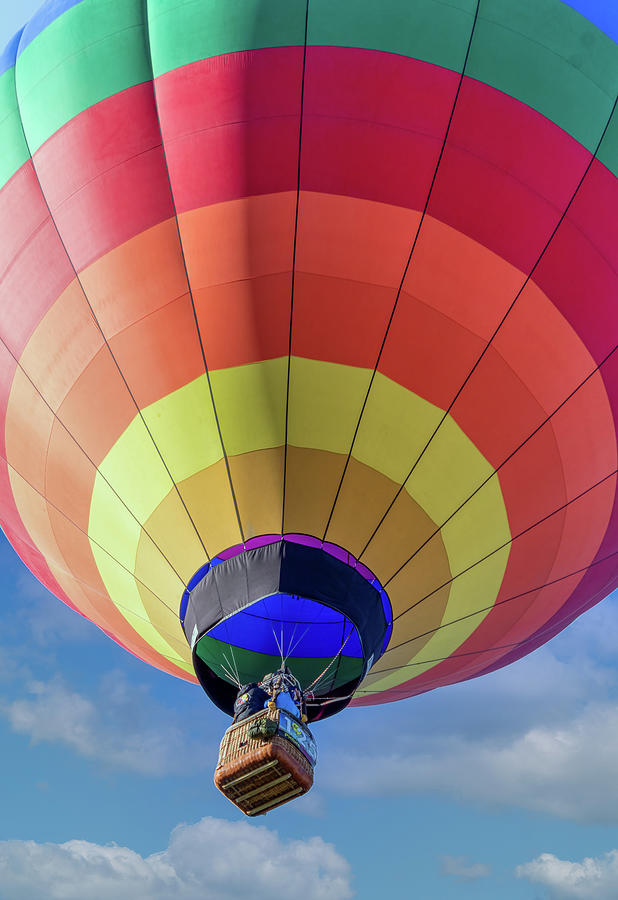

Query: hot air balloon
[1,0,617,813]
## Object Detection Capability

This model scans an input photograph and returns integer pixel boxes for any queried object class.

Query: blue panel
[0,29,23,78]
[208,593,364,659]
[560,0,618,42]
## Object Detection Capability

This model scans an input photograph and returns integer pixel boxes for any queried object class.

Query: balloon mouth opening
[196,592,366,693]
[180,537,392,721]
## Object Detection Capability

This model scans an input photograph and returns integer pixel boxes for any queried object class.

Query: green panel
[467,0,618,153]
[0,66,30,190]
[309,0,476,72]
[15,0,151,153]
[147,0,308,78]
[598,103,618,175]
[196,633,363,691]
[7,0,617,167]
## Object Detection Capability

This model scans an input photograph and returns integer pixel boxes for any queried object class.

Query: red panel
[156,47,302,214]
[165,117,299,214]
[292,273,395,369]
[195,274,291,370]
[0,457,78,611]
[534,165,618,364]
[305,47,457,135]
[452,345,549,468]
[428,76,591,275]
[33,84,174,272]
[0,341,17,458]
[157,47,303,138]
[302,118,441,212]
[379,291,485,411]
[497,424,567,536]
[0,162,73,357]
[568,159,618,273]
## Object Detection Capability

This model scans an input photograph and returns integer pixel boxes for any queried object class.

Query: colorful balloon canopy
[0,0,618,713]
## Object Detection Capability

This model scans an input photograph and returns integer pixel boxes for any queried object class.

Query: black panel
[181,540,388,720]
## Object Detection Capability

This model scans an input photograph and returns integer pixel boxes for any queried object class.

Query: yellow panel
[134,485,207,585]
[133,524,185,602]
[141,374,223,482]
[88,355,509,687]
[283,445,347,536]
[211,358,287,454]
[88,476,142,572]
[228,447,284,539]
[288,357,370,453]
[90,541,188,667]
[405,414,496,523]
[352,372,443,484]
[95,414,174,524]
[135,581,192,659]
[362,552,510,693]
[438,481,511,573]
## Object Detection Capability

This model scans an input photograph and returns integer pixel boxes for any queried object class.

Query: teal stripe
[2,0,617,195]
[598,101,618,171]
[467,0,618,154]
[308,0,476,72]
[147,0,308,78]
[15,0,151,156]
[0,66,30,190]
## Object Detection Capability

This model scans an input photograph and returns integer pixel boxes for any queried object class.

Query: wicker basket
[214,707,314,816]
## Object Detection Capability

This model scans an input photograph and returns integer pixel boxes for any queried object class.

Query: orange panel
[80,217,189,338]
[283,446,347,538]
[292,272,395,370]
[45,418,96,533]
[56,344,137,465]
[109,293,204,409]
[5,367,54,496]
[493,280,598,415]
[194,274,291,370]
[379,289,485,411]
[179,193,296,289]
[403,215,524,339]
[19,280,104,411]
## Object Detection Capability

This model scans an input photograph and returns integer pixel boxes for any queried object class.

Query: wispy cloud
[441,855,490,881]
[517,850,618,899]
[323,698,618,823]
[0,671,213,777]
[318,597,618,824]
[0,817,353,900]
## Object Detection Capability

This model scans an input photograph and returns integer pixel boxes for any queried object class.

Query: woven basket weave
[214,708,314,815]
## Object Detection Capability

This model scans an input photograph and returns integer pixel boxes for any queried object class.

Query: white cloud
[323,698,618,823]
[441,855,490,881]
[0,672,214,777]
[316,598,618,824]
[517,850,618,899]
[0,817,353,900]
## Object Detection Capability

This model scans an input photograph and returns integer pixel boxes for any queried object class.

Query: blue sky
[3,2,618,898]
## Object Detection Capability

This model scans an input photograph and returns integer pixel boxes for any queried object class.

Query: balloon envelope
[0,0,617,710]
